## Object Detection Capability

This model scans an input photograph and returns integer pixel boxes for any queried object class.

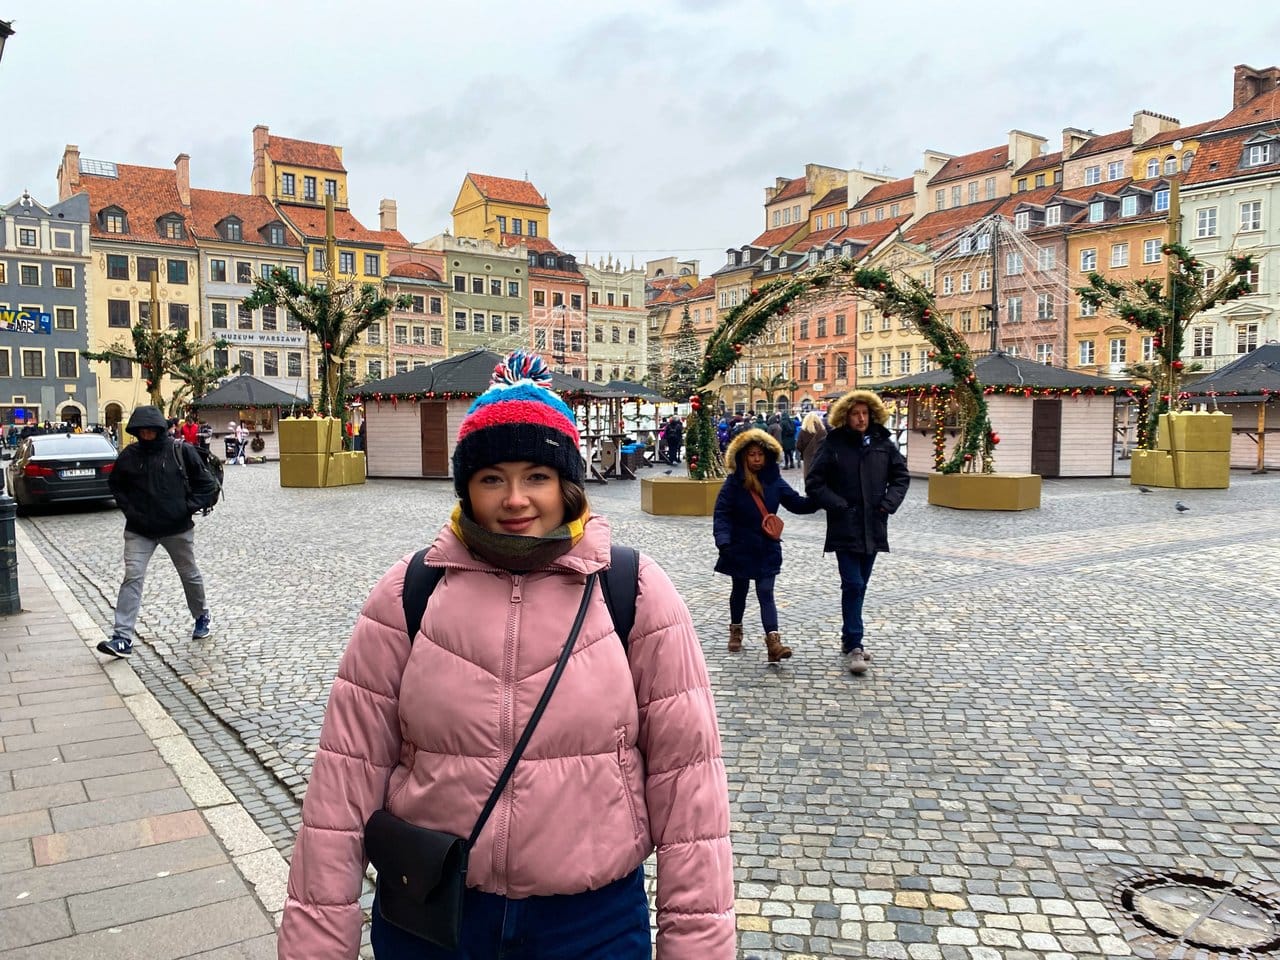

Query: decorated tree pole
[686,259,996,480]
[1077,243,1254,448]
[83,323,231,412]
[241,267,409,430]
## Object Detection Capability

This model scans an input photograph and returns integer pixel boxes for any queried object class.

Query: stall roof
[191,375,309,409]
[601,379,665,401]
[847,352,1138,397]
[1185,344,1280,401]
[351,350,612,399]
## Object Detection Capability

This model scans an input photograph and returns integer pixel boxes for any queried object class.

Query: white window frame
[1079,340,1096,365]
[1111,243,1129,268]
[1121,195,1138,217]
[1036,343,1053,364]
[1154,189,1170,212]
[1107,160,1125,181]
[1246,143,1272,167]
[1080,248,1097,271]
[1195,207,1218,238]
[1239,200,1262,232]
[1036,293,1053,320]
[1079,297,1097,318]
[960,272,972,293]
[1146,158,1160,177]
[1006,296,1023,323]
[942,275,954,294]
[1045,205,1061,226]
[1144,239,1162,264]
[1089,201,1105,223]
[1037,248,1055,270]
[1014,211,1030,231]
[20,347,44,378]
[1084,165,1101,185]
[54,349,79,379]
[1109,338,1127,364]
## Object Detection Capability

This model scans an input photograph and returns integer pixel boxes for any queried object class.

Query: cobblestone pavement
[19,463,1280,960]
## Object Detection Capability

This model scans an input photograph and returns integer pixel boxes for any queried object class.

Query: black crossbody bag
[363,572,599,949]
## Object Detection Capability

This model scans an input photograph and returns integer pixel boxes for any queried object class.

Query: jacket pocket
[615,727,643,839]
[385,745,416,816]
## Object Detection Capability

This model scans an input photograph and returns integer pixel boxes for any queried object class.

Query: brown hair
[741,442,765,498]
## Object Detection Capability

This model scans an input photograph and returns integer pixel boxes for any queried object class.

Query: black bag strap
[467,573,597,847]
[402,545,638,649]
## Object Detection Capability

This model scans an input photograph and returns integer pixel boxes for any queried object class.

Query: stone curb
[16,524,291,928]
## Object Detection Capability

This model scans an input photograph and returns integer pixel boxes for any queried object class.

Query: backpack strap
[601,545,640,651]
[400,543,640,650]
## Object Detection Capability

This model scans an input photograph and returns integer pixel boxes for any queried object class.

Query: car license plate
[61,468,95,478]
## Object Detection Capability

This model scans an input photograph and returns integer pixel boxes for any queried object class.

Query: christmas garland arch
[683,261,996,479]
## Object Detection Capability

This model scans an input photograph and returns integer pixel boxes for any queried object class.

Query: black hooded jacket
[109,406,219,539]
[806,424,910,555]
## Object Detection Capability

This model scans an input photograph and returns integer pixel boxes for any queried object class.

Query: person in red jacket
[279,351,735,960]
[179,413,200,445]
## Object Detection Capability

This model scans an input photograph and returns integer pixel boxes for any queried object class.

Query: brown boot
[765,630,792,662]
[727,623,744,652]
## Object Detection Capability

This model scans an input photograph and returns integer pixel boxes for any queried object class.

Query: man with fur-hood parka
[714,429,817,662]
[804,390,909,674]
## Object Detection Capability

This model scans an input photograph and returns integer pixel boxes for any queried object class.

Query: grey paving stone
[0,809,51,843]
[67,862,247,932]
[82,766,180,801]
[0,721,143,754]
[49,787,194,834]
[0,898,74,950]
[0,782,87,818]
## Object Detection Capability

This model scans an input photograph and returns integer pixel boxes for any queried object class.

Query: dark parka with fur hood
[109,406,219,539]
[805,390,909,554]
[713,429,817,580]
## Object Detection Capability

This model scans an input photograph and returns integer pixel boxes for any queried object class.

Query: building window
[508,316,520,333]
[1006,296,1023,323]
[1084,165,1101,185]
[1237,323,1259,353]
[1109,338,1127,364]
[21,348,44,378]
[1014,211,1029,231]
[1111,243,1129,268]
[1201,267,1217,289]
[365,320,380,344]
[1080,248,1097,271]
[55,307,75,330]
[895,351,909,375]
[1195,207,1217,238]
[106,254,129,280]
[1034,173,1046,188]
[427,326,442,346]
[365,359,382,381]
[209,303,227,329]
[15,227,36,246]
[1121,195,1138,217]
[324,179,337,198]
[1079,295,1097,318]
[1245,143,1273,167]
[978,269,991,290]
[165,259,187,284]
[1006,253,1023,276]
[48,266,74,290]
[301,176,317,201]
[1140,335,1155,361]
[942,275,954,294]
[879,352,891,376]
[1154,188,1170,212]
[1036,293,1053,320]
[528,221,538,238]
[339,251,355,274]
[816,316,828,338]
[162,218,185,240]
[54,349,77,379]
[1078,339,1095,365]
[209,258,227,282]
[261,305,277,330]
[394,324,408,345]
[985,177,996,199]
[1046,206,1061,226]
[268,224,286,245]
[1107,160,1125,181]
[1037,248,1055,270]
[281,173,295,196]
[1035,343,1053,364]
[365,254,380,276]
[935,189,945,211]
[1088,201,1105,223]
[236,350,253,376]
[1192,326,1214,357]
[107,299,131,327]
[1146,157,1160,177]
[453,311,466,331]
[472,313,485,333]
[471,276,486,295]
[511,218,523,235]
[279,351,298,378]
[108,356,131,379]
[960,310,973,332]
[960,272,972,292]
[169,303,190,330]
[1240,200,1263,232]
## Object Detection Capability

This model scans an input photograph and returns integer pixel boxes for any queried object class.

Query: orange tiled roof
[992,184,1060,217]
[277,203,384,245]
[854,176,913,208]
[841,214,911,248]
[77,163,196,248]
[500,233,558,253]
[188,188,301,247]
[929,145,1008,184]
[811,186,848,211]
[750,223,805,249]
[903,201,1000,248]
[770,177,809,203]
[789,224,848,253]
[1015,150,1063,175]
[529,267,585,282]
[687,277,716,300]
[375,229,411,250]
[387,261,441,282]
[1070,128,1134,160]
[265,135,345,173]
[1208,87,1280,133]
[1183,132,1280,186]
[648,289,683,306]
[1142,119,1215,148]
[468,173,547,207]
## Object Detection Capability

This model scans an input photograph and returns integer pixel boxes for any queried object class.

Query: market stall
[190,375,308,462]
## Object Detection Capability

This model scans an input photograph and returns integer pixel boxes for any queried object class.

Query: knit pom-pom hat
[452,351,583,496]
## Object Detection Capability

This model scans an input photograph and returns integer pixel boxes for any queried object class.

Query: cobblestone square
[20,464,1280,959]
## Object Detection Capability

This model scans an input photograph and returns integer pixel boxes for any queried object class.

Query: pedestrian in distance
[804,390,910,675]
[779,411,798,469]
[279,351,734,960]
[714,428,818,662]
[665,413,683,464]
[180,412,200,445]
[97,405,219,659]
[227,419,248,464]
[796,409,827,480]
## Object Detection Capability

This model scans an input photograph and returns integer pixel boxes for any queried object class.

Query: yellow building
[250,126,404,393]
[451,173,550,245]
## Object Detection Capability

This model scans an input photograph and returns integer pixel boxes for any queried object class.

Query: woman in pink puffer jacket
[278,353,735,959]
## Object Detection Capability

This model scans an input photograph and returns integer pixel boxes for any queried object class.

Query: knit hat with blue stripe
[452,351,583,496]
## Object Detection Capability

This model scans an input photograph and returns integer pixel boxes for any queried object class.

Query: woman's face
[744,445,767,473]
[467,461,565,537]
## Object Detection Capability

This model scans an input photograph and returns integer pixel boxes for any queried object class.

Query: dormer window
[959,236,973,254]
[823,247,835,260]
[976,233,990,251]
[842,243,853,258]
[1121,195,1138,217]
[1182,151,1194,171]
[1089,201,1105,223]
[542,254,556,268]
[1014,212,1030,231]
[159,215,185,240]
[808,250,819,266]
[763,257,773,270]
[100,206,128,234]
[1245,142,1273,167]
[219,217,242,242]
[1045,205,1061,226]
[528,254,538,267]
[266,223,286,245]
[1154,188,1170,212]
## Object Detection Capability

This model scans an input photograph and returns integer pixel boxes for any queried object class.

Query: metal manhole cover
[1117,872,1280,954]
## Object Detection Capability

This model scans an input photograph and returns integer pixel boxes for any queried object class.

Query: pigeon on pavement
[1138,486,1153,493]
[1175,500,1191,512]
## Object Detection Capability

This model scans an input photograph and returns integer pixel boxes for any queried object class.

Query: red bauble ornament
[963,453,973,461]
[733,343,743,355]
[991,434,1001,445]
[1172,360,1184,371]
[922,309,932,319]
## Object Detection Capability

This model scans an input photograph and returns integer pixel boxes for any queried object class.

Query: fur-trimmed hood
[827,390,889,430]
[724,428,782,473]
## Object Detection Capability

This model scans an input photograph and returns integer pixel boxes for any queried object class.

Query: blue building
[0,191,97,429]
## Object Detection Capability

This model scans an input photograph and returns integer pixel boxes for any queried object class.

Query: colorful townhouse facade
[384,248,450,374]
[0,190,97,428]
[452,173,549,245]
[526,241,589,380]
[418,234,528,358]
[582,257,646,384]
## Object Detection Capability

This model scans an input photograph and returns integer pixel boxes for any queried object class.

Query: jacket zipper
[616,727,642,838]
[492,574,522,889]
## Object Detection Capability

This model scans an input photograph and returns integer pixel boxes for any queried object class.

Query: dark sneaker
[842,649,869,675]
[97,635,133,659]
[192,613,212,640]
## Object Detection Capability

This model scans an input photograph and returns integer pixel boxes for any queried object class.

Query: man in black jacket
[98,406,220,659]
[805,390,910,675]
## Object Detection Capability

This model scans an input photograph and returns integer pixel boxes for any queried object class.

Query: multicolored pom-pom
[491,350,552,388]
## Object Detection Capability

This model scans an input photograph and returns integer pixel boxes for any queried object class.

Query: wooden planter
[640,476,722,516]
[927,472,1041,511]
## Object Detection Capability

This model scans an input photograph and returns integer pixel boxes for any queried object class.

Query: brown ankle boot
[727,623,744,652]
[765,630,792,662]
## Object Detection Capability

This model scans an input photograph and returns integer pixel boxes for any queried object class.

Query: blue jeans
[730,576,777,632]
[835,551,877,653]
[371,865,650,959]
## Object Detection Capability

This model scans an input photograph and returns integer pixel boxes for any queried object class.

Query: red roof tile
[387,262,441,282]
[529,267,585,282]
[1182,132,1280,186]
[500,233,558,253]
[750,224,805,249]
[853,176,913,208]
[265,135,345,173]
[1015,150,1063,176]
[903,201,1000,247]
[77,163,196,248]
[841,215,911,249]
[277,203,384,245]
[1208,87,1280,133]
[811,186,848,211]
[188,189,301,247]
[468,173,547,207]
[929,145,1009,184]
[687,277,716,300]
[1142,119,1215,148]
[993,185,1060,217]
[1070,128,1133,160]
[771,177,809,203]
[789,225,848,252]
[376,229,411,250]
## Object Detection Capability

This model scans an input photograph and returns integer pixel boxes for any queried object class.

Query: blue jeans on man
[835,551,877,653]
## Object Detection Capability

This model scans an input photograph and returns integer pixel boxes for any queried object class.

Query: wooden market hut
[867,353,1143,478]
[1184,343,1280,471]
[190,375,308,461]
[349,349,605,480]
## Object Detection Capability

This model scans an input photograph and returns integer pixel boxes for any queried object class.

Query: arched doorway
[104,403,124,442]
[59,404,83,428]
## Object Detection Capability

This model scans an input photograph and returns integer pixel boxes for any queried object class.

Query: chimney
[57,144,82,201]
[251,124,270,197]
[379,198,398,232]
[174,153,190,206]
[1131,110,1178,146]
[1232,64,1280,108]
[1008,130,1047,172]
[846,168,893,206]
[1061,128,1091,160]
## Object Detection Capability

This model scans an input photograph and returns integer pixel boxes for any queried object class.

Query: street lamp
[0,20,14,65]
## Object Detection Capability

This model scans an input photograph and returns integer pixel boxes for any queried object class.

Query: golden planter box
[279,417,343,456]
[927,473,1041,511]
[279,453,344,488]
[335,451,367,485]
[1168,412,1232,453]
[1173,451,1230,489]
[640,477,723,516]
[1131,449,1176,487]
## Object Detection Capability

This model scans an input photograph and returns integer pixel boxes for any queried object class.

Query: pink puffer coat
[278,515,735,959]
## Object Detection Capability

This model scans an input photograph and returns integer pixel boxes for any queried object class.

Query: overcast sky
[2,1,1276,271]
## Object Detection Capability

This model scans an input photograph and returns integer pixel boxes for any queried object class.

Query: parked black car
[5,433,118,511]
